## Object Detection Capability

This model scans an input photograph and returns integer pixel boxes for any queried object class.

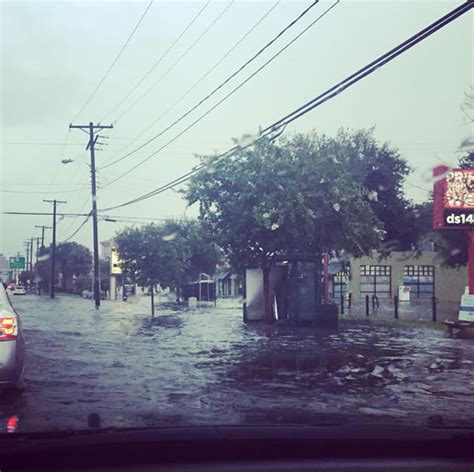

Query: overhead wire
[62,212,92,242]
[261,1,473,134]
[99,0,336,187]
[101,0,211,122]
[100,0,318,170]
[97,0,472,212]
[99,125,285,211]
[49,130,71,186]
[99,0,280,168]
[71,0,154,123]
[58,195,91,237]
[108,0,235,124]
[3,211,91,217]
[0,187,89,194]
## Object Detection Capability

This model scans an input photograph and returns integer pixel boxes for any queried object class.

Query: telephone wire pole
[69,122,113,309]
[35,225,52,248]
[44,199,67,299]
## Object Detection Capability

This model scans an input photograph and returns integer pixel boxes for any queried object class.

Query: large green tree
[186,133,388,322]
[310,128,419,253]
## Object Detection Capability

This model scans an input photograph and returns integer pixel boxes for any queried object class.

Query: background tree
[36,246,52,293]
[310,128,420,253]
[115,220,220,315]
[55,242,92,290]
[186,134,386,322]
[35,243,92,294]
[99,259,110,296]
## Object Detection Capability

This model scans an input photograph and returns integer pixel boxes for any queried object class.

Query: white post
[110,276,116,300]
[198,273,202,305]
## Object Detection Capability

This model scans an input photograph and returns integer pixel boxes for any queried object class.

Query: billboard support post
[469,231,474,295]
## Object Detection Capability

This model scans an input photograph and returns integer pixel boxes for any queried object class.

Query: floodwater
[1,293,474,433]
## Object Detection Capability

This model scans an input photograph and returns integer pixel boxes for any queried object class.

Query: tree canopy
[185,129,418,322]
[115,220,221,309]
[186,129,417,271]
[35,242,92,292]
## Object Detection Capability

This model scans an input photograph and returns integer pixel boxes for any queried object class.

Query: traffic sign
[9,256,25,269]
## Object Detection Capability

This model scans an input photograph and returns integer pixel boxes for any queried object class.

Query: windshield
[0,0,473,435]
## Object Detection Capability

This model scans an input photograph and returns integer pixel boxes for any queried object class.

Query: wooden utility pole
[44,199,67,298]
[69,122,113,309]
[35,225,51,248]
[29,237,34,271]
[35,237,40,265]
[35,237,41,295]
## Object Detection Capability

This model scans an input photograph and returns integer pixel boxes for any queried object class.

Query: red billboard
[433,166,474,230]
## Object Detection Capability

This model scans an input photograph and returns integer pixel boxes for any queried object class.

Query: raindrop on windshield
[421,166,452,184]
[162,233,177,241]
[368,191,378,201]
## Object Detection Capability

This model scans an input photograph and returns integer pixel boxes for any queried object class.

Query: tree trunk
[150,286,155,318]
[262,263,273,324]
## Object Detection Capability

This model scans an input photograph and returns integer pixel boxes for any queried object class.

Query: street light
[61,159,74,164]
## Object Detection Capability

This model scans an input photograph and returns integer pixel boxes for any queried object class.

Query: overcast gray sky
[1,0,472,257]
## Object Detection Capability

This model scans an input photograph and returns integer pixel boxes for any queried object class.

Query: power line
[102,0,211,122]
[0,141,85,146]
[3,211,91,217]
[0,187,89,194]
[109,0,235,124]
[100,0,318,170]
[49,130,71,186]
[99,0,280,169]
[261,1,473,134]
[99,128,283,211]
[71,0,154,123]
[97,1,471,212]
[99,0,335,186]
[63,213,92,242]
[58,195,91,237]
[99,215,192,224]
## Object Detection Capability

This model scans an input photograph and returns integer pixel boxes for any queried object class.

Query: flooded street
[1,293,474,433]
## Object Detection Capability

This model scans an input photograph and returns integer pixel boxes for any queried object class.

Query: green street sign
[9,256,25,269]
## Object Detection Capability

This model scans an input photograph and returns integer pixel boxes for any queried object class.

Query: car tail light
[0,317,18,341]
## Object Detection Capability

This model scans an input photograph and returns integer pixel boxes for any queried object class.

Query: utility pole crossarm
[69,124,113,129]
[43,199,67,204]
